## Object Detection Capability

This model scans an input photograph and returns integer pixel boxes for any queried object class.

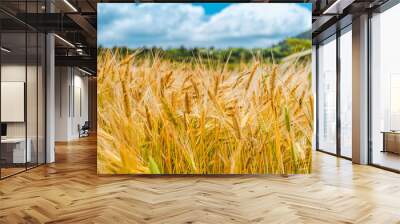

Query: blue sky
[193,3,312,15]
[98,3,311,49]
[192,3,231,15]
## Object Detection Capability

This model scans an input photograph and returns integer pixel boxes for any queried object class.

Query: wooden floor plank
[0,135,400,223]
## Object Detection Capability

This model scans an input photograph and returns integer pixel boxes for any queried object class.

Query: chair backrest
[82,121,90,129]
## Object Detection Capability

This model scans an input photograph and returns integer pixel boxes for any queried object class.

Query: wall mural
[97,3,313,174]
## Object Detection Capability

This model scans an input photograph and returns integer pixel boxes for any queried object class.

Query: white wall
[55,67,89,141]
[55,67,70,141]
[1,65,26,140]
[77,72,89,138]
[1,65,38,137]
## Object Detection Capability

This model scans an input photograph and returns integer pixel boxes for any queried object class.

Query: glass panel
[340,29,352,158]
[26,0,39,169]
[38,32,45,165]
[27,31,38,169]
[371,4,400,171]
[318,37,337,154]
[1,31,27,177]
[0,0,46,178]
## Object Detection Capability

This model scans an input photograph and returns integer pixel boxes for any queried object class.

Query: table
[381,131,400,154]
[1,138,32,164]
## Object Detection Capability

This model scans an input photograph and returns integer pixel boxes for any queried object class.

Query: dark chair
[79,121,90,138]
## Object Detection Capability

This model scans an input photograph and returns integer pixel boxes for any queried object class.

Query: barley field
[97,50,313,174]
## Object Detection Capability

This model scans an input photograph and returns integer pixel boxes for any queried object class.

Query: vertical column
[46,33,55,163]
[46,0,55,163]
[336,30,341,157]
[352,14,369,164]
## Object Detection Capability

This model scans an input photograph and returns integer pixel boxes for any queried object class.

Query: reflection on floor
[341,147,352,158]
[0,167,25,177]
[373,150,400,171]
[0,163,42,178]
[0,136,400,223]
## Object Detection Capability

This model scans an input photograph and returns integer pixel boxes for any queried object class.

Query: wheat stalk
[97,50,313,174]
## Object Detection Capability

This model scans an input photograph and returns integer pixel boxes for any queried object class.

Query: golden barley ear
[97,49,313,174]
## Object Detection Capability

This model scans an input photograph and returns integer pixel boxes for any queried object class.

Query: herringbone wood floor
[1,135,400,224]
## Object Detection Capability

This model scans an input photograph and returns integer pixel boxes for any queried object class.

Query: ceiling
[310,0,391,43]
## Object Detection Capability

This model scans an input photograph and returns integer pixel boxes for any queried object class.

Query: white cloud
[98,3,311,49]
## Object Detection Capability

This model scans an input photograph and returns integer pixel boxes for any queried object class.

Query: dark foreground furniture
[79,121,90,138]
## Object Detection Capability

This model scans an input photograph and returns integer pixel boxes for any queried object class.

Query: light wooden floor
[0,167,26,178]
[1,136,400,224]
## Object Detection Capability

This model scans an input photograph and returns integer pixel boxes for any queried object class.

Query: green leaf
[148,156,161,174]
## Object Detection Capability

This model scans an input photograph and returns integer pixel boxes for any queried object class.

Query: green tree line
[98,38,311,63]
